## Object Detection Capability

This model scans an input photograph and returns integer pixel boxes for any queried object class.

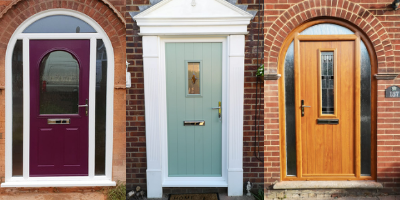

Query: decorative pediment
[131,0,253,35]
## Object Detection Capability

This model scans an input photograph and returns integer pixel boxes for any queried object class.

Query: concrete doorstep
[129,193,256,200]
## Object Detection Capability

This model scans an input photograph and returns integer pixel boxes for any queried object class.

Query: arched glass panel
[300,23,354,35]
[23,15,96,33]
[39,51,79,114]
[284,23,372,177]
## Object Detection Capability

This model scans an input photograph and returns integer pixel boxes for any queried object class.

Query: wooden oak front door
[295,36,360,179]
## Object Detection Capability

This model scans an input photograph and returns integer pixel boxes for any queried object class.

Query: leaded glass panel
[321,52,334,115]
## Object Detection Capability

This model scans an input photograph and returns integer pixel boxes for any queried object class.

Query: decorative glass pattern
[321,52,334,114]
[23,15,96,33]
[12,40,23,177]
[188,62,200,94]
[39,51,79,114]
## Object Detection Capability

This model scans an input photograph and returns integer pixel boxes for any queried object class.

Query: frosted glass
[39,51,79,114]
[23,15,96,33]
[12,40,23,177]
[95,39,107,175]
[360,40,371,176]
[284,41,297,176]
[300,24,354,35]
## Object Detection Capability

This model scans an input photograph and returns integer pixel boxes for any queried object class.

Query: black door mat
[169,193,220,200]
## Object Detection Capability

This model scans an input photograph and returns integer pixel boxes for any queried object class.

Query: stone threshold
[273,181,383,189]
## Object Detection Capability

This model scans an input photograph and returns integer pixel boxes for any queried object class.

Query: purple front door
[30,40,90,176]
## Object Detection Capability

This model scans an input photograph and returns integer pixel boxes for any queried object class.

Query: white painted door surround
[133,0,252,198]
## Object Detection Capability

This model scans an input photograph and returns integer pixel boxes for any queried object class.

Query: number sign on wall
[385,85,400,98]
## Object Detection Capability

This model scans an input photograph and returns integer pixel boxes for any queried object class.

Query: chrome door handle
[78,99,88,116]
[212,101,221,122]
[301,100,310,117]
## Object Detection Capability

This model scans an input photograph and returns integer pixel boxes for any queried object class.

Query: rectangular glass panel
[321,52,334,114]
[95,39,107,175]
[188,62,200,94]
[284,42,297,176]
[360,41,371,175]
[12,40,23,176]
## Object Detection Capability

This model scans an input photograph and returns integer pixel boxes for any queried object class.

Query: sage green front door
[166,42,222,177]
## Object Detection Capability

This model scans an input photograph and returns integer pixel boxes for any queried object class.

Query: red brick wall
[264,0,400,192]
[126,0,146,191]
[126,0,265,191]
[0,0,126,195]
[108,0,124,13]
[0,1,13,12]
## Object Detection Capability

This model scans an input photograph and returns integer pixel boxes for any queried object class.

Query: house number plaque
[385,85,400,98]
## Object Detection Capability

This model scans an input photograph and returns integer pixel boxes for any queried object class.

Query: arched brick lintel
[264,0,394,74]
[0,0,126,26]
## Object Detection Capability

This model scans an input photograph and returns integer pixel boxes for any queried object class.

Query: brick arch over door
[0,0,126,87]
[0,0,126,25]
[264,0,395,74]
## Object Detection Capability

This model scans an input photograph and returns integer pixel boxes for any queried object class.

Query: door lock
[301,100,311,117]
[78,99,88,116]
[212,101,221,122]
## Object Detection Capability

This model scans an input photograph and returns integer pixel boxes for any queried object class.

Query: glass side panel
[12,40,23,177]
[300,24,354,35]
[284,41,297,176]
[95,39,107,175]
[23,15,96,33]
[39,51,79,114]
[360,40,371,176]
[321,52,334,114]
[188,62,200,95]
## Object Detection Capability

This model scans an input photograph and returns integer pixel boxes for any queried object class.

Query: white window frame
[2,9,115,187]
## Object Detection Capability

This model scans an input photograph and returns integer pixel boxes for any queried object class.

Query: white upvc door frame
[2,9,115,187]
[143,35,245,198]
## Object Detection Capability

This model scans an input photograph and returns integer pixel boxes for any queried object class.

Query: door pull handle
[78,99,88,116]
[301,100,310,117]
[211,101,221,122]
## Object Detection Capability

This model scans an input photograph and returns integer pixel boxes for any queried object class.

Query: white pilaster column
[142,36,163,198]
[227,35,245,196]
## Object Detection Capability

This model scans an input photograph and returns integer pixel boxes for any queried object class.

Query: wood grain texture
[278,19,377,181]
[297,40,357,179]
